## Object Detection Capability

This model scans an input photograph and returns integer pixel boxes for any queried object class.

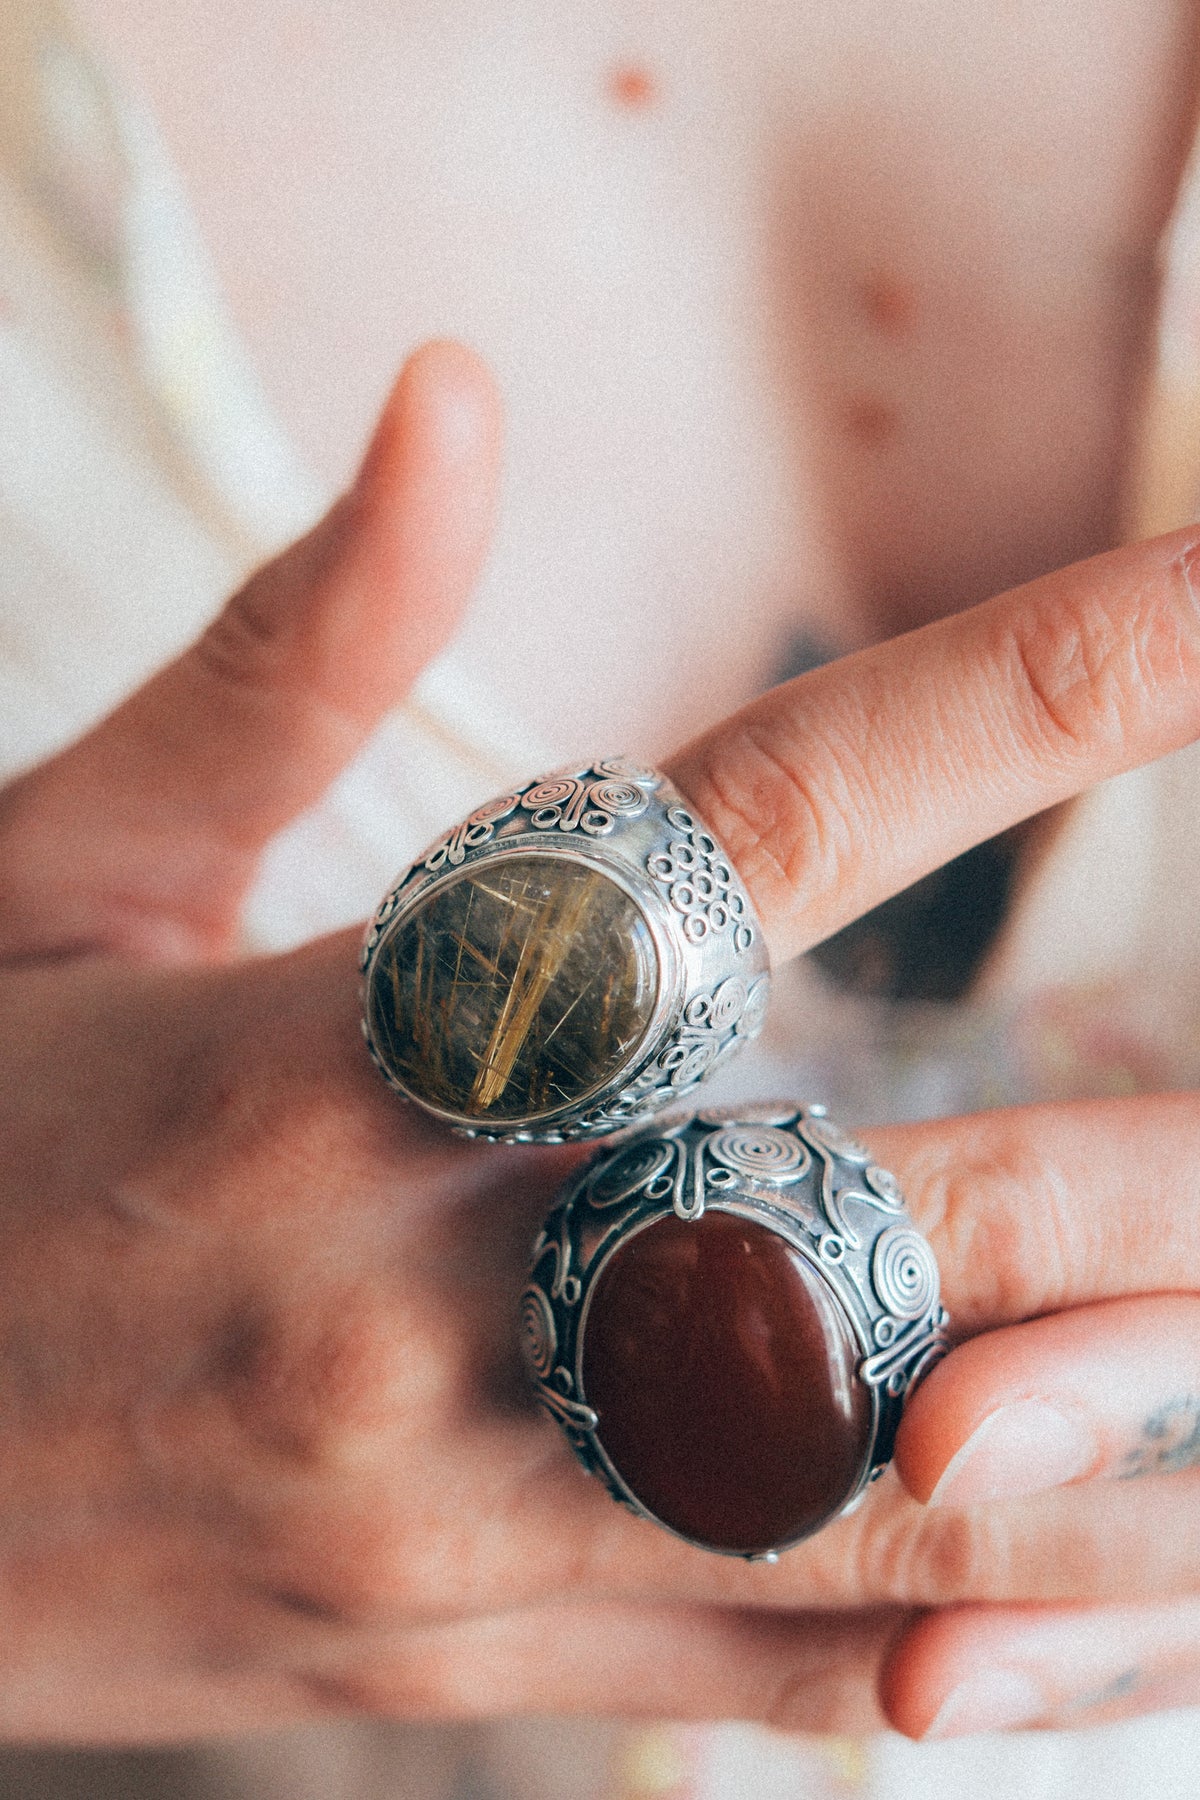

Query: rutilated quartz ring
[360,761,770,1142]
[520,1107,949,1559]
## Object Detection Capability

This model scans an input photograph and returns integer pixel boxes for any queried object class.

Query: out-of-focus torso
[76,0,1200,756]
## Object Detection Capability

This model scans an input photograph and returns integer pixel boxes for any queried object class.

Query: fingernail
[928,1400,1096,1507]
[924,1669,1045,1739]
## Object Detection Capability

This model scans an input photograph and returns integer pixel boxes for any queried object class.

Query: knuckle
[214,1285,452,1477]
[837,1480,989,1605]
[193,1043,380,1226]
[763,1662,836,1735]
[1005,557,1200,766]
[302,1529,428,1629]
[685,714,866,931]
[192,584,287,700]
[761,1661,861,1738]
[299,1661,447,1720]
[255,1499,455,1632]
[896,1502,1002,1604]
[190,504,351,705]
[302,1635,486,1720]
[918,1132,1074,1325]
[757,1615,887,1737]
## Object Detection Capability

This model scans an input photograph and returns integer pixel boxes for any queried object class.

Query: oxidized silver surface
[360,761,770,1142]
[520,1106,950,1558]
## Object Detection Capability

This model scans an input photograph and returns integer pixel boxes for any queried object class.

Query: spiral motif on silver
[519,1285,557,1379]
[593,758,659,785]
[865,1164,905,1209]
[468,794,521,825]
[662,1036,719,1088]
[708,976,748,1031]
[707,1125,809,1184]
[522,777,578,810]
[871,1226,940,1321]
[804,1117,871,1164]
[736,976,770,1040]
[587,779,646,815]
[589,1139,672,1208]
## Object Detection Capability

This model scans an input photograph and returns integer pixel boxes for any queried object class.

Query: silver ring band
[361,762,770,1142]
[521,1106,949,1558]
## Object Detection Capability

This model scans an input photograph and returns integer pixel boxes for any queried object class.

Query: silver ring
[520,1106,949,1559]
[360,761,770,1142]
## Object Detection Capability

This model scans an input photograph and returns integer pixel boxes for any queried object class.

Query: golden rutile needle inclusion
[369,855,660,1124]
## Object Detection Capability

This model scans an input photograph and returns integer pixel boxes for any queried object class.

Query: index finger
[667,528,1200,962]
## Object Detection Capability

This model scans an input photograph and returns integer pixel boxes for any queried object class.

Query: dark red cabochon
[581,1210,872,1555]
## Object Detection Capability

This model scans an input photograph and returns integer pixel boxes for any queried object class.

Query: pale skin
[7,344,1200,1744]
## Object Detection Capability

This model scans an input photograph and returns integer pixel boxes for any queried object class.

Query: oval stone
[581,1210,872,1555]
[368,854,659,1125]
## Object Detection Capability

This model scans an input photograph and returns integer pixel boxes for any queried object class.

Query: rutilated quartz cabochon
[365,853,660,1126]
[361,764,770,1142]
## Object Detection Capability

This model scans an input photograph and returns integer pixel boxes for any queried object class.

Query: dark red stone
[581,1210,871,1555]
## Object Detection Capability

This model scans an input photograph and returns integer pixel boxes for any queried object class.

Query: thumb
[0,341,502,962]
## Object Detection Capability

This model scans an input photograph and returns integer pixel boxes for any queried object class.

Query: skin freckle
[861,271,918,338]
[841,394,901,447]
[607,62,660,111]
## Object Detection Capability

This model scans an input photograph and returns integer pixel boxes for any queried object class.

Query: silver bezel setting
[521,1105,950,1559]
[360,762,771,1142]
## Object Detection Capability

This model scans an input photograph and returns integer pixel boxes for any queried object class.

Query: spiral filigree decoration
[871,1226,939,1321]
[519,1286,557,1379]
[520,769,651,835]
[736,977,770,1040]
[659,1036,719,1089]
[522,777,577,810]
[593,758,660,786]
[423,795,520,870]
[587,779,646,816]
[589,1139,673,1209]
[708,976,748,1031]
[707,1126,809,1184]
[470,794,523,825]
[804,1117,871,1164]
[865,1164,905,1209]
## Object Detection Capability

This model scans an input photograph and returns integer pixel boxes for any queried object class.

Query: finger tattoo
[1119,1396,1200,1478]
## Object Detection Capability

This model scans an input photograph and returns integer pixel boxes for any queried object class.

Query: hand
[5,342,1200,1746]
[671,559,1200,1740]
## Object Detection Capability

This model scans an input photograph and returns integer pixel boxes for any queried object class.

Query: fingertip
[893,1322,1100,1507]
[879,1606,1038,1740]
[343,339,503,677]
[892,1349,984,1504]
[363,338,503,497]
[414,338,504,466]
[877,1609,940,1738]
[881,1601,1199,1741]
